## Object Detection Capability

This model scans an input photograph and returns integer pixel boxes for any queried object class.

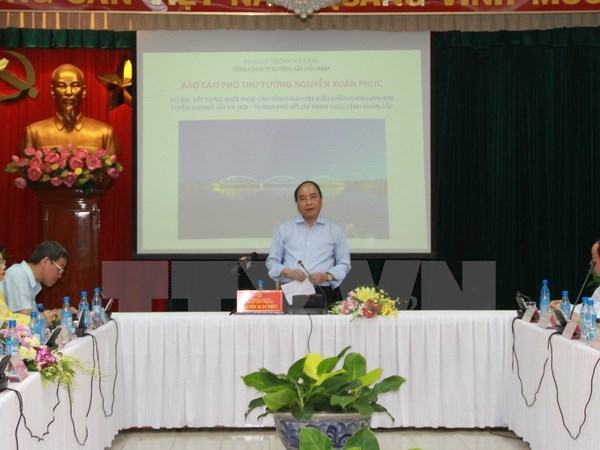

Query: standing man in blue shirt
[266,180,351,305]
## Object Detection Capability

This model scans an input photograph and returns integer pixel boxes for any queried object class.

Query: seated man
[550,240,600,315]
[1,240,69,316]
[0,243,30,324]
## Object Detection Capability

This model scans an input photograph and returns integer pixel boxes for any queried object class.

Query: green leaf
[343,353,367,380]
[299,427,333,450]
[371,375,406,395]
[331,394,358,408]
[304,353,325,380]
[343,426,380,450]
[288,357,307,380]
[263,388,297,412]
[353,398,375,417]
[360,368,382,387]
[320,376,351,397]
[291,403,314,420]
[242,369,289,392]
[318,356,341,374]
[336,346,352,360]
[243,397,266,419]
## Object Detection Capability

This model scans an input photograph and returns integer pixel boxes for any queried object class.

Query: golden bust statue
[21,64,120,155]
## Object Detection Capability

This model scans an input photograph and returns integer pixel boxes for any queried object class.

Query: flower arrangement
[4,145,123,192]
[1,323,86,387]
[330,286,400,319]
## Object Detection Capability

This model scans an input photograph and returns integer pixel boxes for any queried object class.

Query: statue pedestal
[33,183,109,309]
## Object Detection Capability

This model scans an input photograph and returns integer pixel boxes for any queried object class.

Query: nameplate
[522,307,540,323]
[57,326,73,349]
[537,311,553,329]
[236,290,283,314]
[9,356,29,382]
[562,321,580,340]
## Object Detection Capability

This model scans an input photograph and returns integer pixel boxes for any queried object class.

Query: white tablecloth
[506,319,600,450]
[114,311,515,429]
[0,321,121,450]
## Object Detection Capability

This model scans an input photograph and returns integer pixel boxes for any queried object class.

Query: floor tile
[455,430,531,450]
[373,429,419,449]
[118,430,176,450]
[409,429,470,450]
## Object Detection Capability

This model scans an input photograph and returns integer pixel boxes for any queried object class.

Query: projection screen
[136,30,431,258]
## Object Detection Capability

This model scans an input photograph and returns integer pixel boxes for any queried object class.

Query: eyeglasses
[52,261,65,275]
[297,194,320,204]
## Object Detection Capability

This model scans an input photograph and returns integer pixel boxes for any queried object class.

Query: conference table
[507,319,600,450]
[115,311,514,429]
[2,311,600,450]
[0,320,121,450]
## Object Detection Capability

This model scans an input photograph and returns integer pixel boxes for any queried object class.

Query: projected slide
[137,30,431,257]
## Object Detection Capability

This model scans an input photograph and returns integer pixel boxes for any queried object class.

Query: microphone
[297,260,311,277]
[515,291,531,314]
[299,260,329,310]
[240,252,258,262]
[570,259,596,320]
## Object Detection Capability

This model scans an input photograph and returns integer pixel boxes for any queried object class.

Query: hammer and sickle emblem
[0,51,39,103]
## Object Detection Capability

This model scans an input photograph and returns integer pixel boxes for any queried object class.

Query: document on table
[281,279,315,305]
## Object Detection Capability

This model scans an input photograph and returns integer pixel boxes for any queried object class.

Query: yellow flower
[74,167,83,175]
[19,346,36,361]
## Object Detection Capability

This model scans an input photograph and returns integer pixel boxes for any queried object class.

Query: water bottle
[581,297,593,342]
[37,303,47,341]
[29,311,40,340]
[6,319,20,357]
[78,291,89,328]
[257,280,264,291]
[61,297,73,334]
[590,298,598,341]
[91,287,103,328]
[539,279,551,314]
[560,291,572,318]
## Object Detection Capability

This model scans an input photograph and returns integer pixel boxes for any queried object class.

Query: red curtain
[0,48,133,270]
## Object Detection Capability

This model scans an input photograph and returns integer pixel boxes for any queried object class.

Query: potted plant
[242,346,406,450]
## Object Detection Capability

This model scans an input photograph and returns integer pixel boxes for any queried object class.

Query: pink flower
[85,154,103,170]
[63,173,76,188]
[68,157,84,171]
[28,156,42,169]
[75,148,89,159]
[34,150,43,158]
[60,147,71,160]
[35,347,57,369]
[50,177,63,186]
[44,152,61,164]
[13,177,27,189]
[96,149,107,158]
[23,147,36,156]
[12,155,29,167]
[107,167,120,178]
[27,167,42,181]
[41,163,53,173]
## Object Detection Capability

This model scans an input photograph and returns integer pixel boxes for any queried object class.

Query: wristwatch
[326,272,334,282]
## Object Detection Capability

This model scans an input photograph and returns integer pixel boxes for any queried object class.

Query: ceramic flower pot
[272,412,372,450]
